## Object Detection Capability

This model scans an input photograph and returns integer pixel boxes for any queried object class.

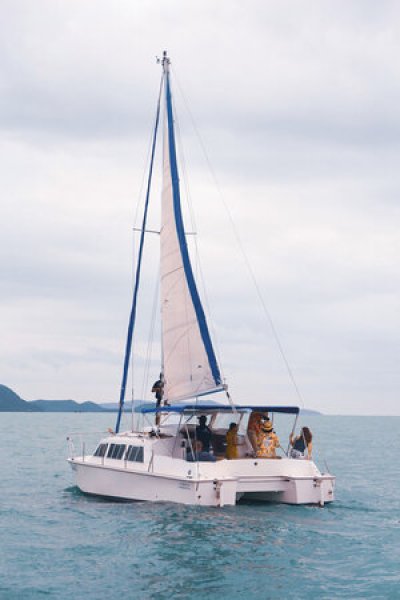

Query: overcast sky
[1,0,399,415]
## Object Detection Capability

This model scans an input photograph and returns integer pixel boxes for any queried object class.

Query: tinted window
[106,444,126,459]
[114,444,126,460]
[107,444,116,458]
[126,445,144,463]
[94,443,107,457]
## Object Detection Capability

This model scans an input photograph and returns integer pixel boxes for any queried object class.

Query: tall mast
[161,49,170,74]
[160,51,169,386]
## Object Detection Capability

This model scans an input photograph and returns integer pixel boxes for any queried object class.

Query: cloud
[0,0,399,414]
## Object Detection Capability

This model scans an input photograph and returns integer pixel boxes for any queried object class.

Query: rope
[115,74,164,434]
[140,271,160,405]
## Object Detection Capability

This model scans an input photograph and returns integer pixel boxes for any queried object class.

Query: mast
[115,51,224,433]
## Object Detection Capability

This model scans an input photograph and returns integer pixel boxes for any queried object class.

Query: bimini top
[140,404,300,415]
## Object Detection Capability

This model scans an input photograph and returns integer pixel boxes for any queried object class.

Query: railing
[66,430,111,461]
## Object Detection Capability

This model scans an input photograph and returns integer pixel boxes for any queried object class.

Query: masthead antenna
[156,50,170,73]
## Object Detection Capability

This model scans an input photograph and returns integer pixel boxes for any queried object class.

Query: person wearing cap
[289,427,313,460]
[196,415,212,453]
[257,420,280,458]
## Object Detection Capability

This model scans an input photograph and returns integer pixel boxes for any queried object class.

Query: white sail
[160,66,222,403]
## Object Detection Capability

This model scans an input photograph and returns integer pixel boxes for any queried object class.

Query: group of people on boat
[246,411,280,458]
[151,378,312,462]
[225,418,277,459]
[184,413,312,462]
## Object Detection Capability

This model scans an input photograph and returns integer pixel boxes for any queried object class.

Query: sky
[1,0,399,415]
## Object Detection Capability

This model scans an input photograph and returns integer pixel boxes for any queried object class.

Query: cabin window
[107,444,116,458]
[93,443,108,457]
[107,444,126,459]
[115,444,126,459]
[125,445,144,463]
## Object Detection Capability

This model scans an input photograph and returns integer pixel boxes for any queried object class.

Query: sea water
[0,413,399,600]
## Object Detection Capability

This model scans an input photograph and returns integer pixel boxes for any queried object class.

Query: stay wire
[117,81,164,432]
[140,269,160,406]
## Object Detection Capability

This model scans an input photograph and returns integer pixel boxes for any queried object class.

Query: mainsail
[115,53,223,432]
[160,55,223,402]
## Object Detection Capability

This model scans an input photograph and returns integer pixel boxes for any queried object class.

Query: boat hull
[68,457,335,507]
[69,458,237,506]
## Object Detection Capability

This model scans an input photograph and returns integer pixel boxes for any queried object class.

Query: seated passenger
[289,427,313,460]
[257,421,280,458]
[187,440,216,462]
[196,415,212,452]
[226,422,242,459]
[247,411,262,455]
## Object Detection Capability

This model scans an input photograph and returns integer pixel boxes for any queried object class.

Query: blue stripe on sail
[165,74,221,386]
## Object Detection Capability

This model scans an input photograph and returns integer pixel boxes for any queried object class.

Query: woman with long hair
[289,426,313,459]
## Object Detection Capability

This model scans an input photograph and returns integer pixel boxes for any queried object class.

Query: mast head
[157,50,170,74]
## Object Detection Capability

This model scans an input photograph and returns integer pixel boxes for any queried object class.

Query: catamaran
[67,52,335,507]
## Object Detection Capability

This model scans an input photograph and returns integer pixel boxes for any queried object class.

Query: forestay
[160,58,223,403]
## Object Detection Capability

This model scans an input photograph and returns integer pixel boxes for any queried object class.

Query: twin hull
[68,439,335,507]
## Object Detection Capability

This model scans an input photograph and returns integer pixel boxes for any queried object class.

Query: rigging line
[132,104,160,231]
[140,269,160,406]
[115,73,164,434]
[130,230,136,432]
[120,110,155,432]
[171,70,226,384]
[123,85,163,431]
[172,67,305,409]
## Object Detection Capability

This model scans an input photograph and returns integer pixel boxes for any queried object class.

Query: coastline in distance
[0,384,321,415]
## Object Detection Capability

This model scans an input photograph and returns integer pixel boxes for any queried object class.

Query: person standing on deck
[152,373,164,426]
[152,373,164,408]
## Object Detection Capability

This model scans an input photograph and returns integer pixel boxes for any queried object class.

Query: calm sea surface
[0,413,399,599]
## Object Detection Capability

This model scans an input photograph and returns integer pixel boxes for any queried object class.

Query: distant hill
[300,409,321,416]
[0,385,41,412]
[0,385,110,413]
[30,399,108,412]
[0,384,323,415]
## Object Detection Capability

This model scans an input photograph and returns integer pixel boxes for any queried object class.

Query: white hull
[68,440,335,507]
